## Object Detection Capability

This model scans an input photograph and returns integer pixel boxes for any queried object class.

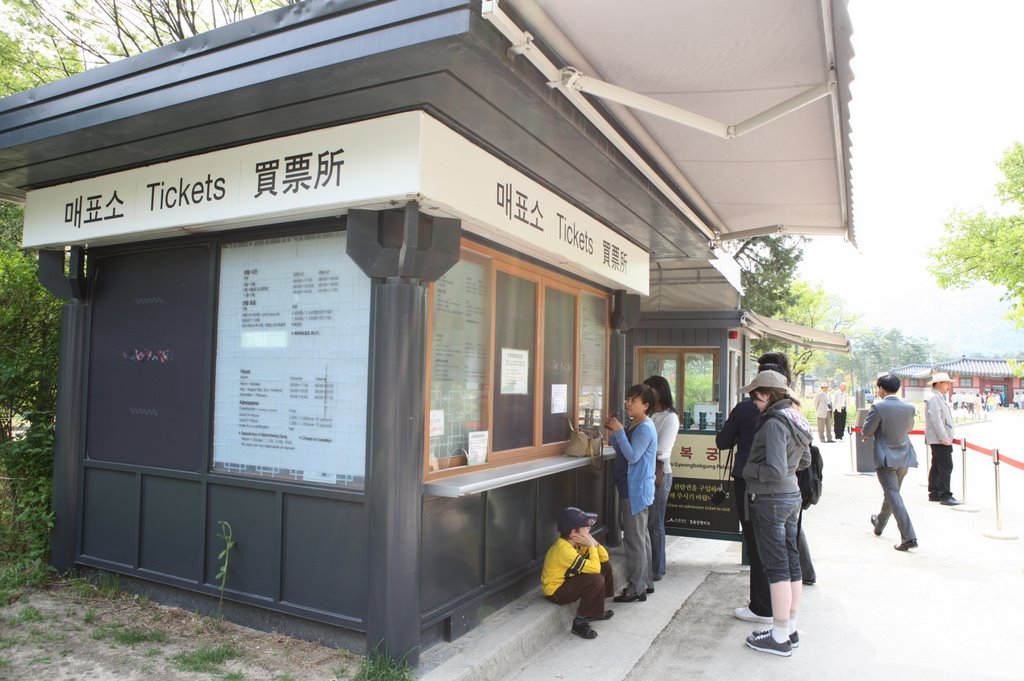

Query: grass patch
[112,627,167,646]
[353,650,412,681]
[89,622,166,646]
[274,673,296,681]
[83,608,95,624]
[15,606,44,623]
[169,644,239,673]
[224,672,245,680]
[96,572,120,596]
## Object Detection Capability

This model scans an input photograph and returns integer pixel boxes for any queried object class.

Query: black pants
[928,444,954,500]
[833,408,847,439]
[733,477,771,617]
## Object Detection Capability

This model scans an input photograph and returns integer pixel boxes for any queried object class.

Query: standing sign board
[666,430,741,539]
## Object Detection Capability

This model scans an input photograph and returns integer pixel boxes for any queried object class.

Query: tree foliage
[774,282,857,387]
[1,0,295,93]
[815,326,933,390]
[735,235,805,320]
[0,206,62,440]
[0,205,62,588]
[930,142,1024,328]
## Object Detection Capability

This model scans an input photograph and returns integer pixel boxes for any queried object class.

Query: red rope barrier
[847,427,1024,470]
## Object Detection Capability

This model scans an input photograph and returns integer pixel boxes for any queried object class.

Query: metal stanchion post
[952,437,978,513]
[983,449,1017,540]
[845,427,861,476]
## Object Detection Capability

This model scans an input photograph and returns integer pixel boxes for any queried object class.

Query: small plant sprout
[215,521,236,619]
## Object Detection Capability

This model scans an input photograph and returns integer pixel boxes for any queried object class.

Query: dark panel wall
[282,495,367,617]
[484,484,536,584]
[73,228,369,631]
[140,477,202,581]
[205,485,279,599]
[81,468,137,566]
[85,246,211,471]
[536,470,574,554]
[421,495,483,613]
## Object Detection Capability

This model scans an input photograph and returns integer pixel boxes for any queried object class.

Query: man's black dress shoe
[940,497,963,506]
[894,539,918,552]
[870,514,883,536]
[928,496,941,502]
[612,590,646,603]
[645,587,655,594]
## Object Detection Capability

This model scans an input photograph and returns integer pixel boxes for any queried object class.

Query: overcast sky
[798,0,1024,357]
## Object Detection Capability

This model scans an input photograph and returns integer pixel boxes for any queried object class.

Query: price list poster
[213,233,369,485]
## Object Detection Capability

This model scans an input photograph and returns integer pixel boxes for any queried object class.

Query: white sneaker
[734,606,772,625]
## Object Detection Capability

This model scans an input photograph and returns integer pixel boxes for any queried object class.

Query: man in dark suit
[861,374,919,552]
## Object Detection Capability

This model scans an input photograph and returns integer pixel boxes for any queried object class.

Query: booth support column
[50,301,88,572]
[38,247,88,573]
[347,204,460,667]
[366,278,428,664]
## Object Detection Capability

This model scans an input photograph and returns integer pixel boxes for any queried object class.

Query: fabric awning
[743,311,851,354]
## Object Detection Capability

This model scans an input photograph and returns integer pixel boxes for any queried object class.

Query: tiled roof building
[888,357,1021,404]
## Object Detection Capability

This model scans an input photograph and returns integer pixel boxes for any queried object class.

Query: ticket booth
[0,0,853,666]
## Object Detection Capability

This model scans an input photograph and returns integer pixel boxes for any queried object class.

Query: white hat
[739,370,796,398]
[930,372,953,384]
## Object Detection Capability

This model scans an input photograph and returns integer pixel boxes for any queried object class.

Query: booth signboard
[666,430,740,538]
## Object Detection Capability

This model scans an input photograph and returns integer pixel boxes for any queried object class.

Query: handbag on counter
[565,417,604,470]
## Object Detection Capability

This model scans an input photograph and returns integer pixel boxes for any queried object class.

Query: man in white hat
[924,372,961,506]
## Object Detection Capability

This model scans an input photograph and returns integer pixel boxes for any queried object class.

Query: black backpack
[797,444,823,510]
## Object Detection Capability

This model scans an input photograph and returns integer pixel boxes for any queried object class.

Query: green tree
[1,0,296,88]
[930,142,1024,328]
[775,282,858,387]
[818,326,933,390]
[735,235,806,320]
[0,205,62,587]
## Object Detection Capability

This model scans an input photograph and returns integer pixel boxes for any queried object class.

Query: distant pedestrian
[833,382,849,440]
[739,369,812,657]
[925,373,961,506]
[814,383,834,443]
[862,374,919,551]
[541,507,615,639]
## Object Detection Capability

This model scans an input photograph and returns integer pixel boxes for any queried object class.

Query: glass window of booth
[212,231,371,490]
[638,347,720,429]
[426,242,609,476]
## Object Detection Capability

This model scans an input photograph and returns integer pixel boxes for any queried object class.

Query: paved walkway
[419,413,1023,681]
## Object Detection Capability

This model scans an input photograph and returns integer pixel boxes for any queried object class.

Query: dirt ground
[0,580,363,680]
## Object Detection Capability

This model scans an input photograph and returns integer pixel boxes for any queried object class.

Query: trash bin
[854,408,876,473]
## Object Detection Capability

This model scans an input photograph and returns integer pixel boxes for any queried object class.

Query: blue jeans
[647,470,672,577]
[750,492,802,584]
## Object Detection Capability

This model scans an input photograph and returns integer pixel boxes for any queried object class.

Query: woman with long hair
[643,375,679,584]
